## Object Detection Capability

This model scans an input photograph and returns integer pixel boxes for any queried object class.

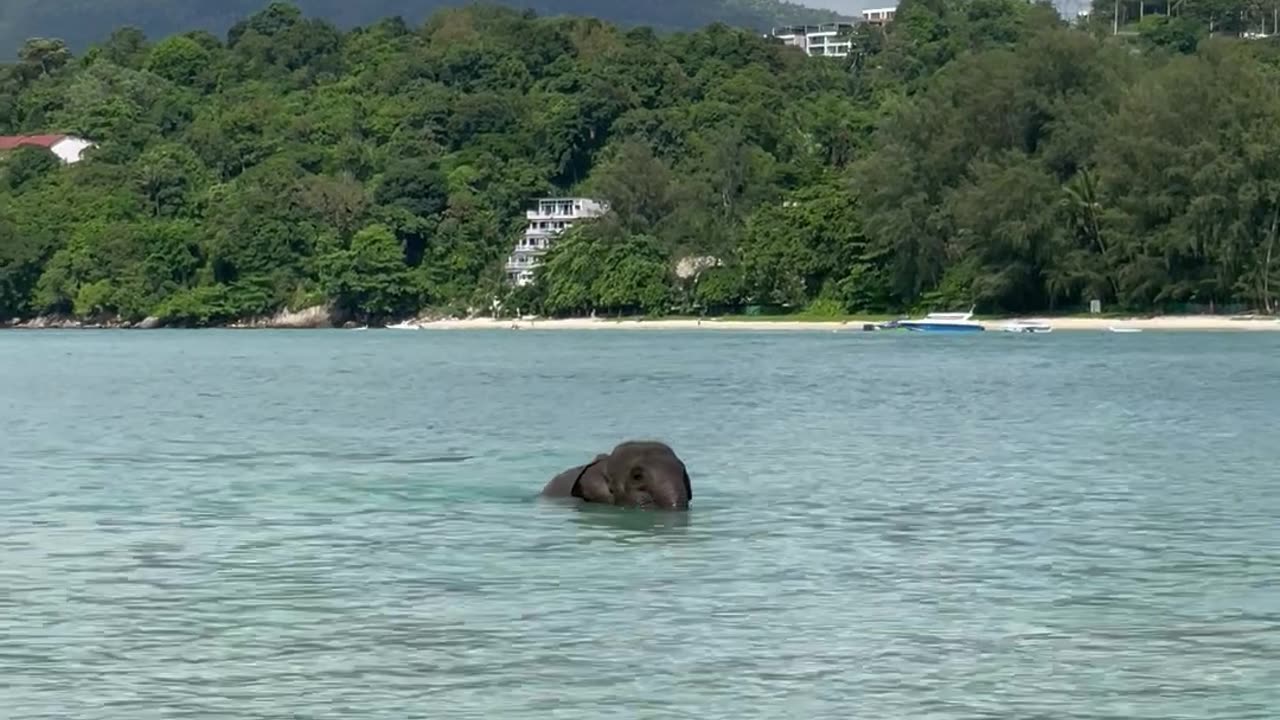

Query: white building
[505,197,609,286]
[861,7,897,26]
[769,22,858,57]
[0,134,96,164]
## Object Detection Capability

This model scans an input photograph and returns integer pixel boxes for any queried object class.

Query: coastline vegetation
[3,0,1280,328]
[0,0,845,58]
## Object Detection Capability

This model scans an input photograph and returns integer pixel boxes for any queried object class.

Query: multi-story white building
[505,197,609,286]
[770,22,858,57]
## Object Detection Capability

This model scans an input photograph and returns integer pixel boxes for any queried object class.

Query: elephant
[541,441,692,510]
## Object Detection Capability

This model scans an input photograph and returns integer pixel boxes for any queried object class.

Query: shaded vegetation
[0,0,844,56]
[3,0,1280,325]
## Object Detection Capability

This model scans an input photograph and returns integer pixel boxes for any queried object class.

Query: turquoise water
[2,329,1278,719]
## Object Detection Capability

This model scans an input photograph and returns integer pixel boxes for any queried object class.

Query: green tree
[373,158,448,219]
[739,182,873,309]
[591,236,672,315]
[0,215,54,318]
[1137,16,1204,55]
[3,146,60,190]
[691,264,746,311]
[146,35,213,87]
[317,223,418,319]
[18,37,71,77]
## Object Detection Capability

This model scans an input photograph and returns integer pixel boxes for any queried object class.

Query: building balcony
[504,250,545,271]
[513,236,552,251]
[771,21,858,36]
[525,197,609,222]
[527,210,592,221]
[507,270,537,287]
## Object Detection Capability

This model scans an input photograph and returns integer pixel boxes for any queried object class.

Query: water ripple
[1,330,1278,718]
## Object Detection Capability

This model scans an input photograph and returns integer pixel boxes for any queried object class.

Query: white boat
[893,310,985,333]
[1108,326,1142,333]
[999,319,1053,334]
[386,320,421,330]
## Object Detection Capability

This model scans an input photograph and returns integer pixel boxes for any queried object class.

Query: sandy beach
[405,315,1280,332]
[10,311,1277,332]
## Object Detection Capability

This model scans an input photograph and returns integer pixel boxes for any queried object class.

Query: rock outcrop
[18,315,82,329]
[229,305,335,329]
[7,306,341,330]
[675,255,723,280]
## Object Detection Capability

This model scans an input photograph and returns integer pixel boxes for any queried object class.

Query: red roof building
[0,134,96,164]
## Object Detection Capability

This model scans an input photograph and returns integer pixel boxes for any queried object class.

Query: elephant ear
[682,468,692,500]
[571,455,613,504]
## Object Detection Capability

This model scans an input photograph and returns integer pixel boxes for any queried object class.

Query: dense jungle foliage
[0,0,844,57]
[2,0,1280,324]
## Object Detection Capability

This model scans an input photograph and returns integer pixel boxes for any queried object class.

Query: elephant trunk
[638,464,690,510]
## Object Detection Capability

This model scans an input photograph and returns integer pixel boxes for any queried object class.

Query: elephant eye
[630,468,645,483]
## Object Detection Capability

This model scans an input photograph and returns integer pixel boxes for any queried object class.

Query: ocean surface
[1,328,1278,719]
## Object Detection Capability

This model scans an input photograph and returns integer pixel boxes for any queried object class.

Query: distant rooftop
[0,134,74,150]
[0,134,96,164]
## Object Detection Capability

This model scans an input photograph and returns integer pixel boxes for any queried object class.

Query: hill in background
[3,0,1275,324]
[0,0,847,55]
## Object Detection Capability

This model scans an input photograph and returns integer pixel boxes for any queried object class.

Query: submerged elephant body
[542,441,692,510]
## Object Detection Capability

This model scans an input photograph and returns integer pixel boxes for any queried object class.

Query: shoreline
[5,314,1280,333]
[405,315,1280,332]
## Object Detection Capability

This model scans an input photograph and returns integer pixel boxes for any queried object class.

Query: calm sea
[1,328,1278,719]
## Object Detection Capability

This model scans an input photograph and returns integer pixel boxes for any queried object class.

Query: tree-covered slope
[0,0,844,56]
[2,0,1279,326]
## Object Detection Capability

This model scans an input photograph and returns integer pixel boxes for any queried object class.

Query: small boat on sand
[1108,326,1142,333]
[999,320,1053,334]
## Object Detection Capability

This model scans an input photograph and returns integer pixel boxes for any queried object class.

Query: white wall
[50,137,95,164]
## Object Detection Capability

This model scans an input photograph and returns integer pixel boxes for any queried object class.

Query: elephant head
[601,441,691,511]
[540,440,693,511]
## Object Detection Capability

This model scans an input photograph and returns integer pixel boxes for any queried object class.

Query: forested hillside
[0,0,844,56]
[2,0,1279,326]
